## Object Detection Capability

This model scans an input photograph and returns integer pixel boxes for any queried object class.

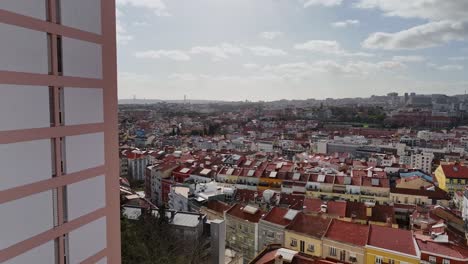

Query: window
[443,259,450,264]
[300,240,305,252]
[340,250,346,262]
[290,239,297,247]
[429,256,436,263]
[389,259,395,264]
[330,247,337,256]
[267,231,275,238]
[375,256,383,264]
[307,244,315,252]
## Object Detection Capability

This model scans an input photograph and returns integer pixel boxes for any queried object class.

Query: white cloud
[294,40,374,57]
[354,0,468,21]
[243,63,260,69]
[260,31,283,40]
[117,0,169,16]
[302,0,343,8]
[392,55,425,62]
[428,63,464,71]
[362,20,468,50]
[116,8,133,44]
[168,73,199,81]
[331,20,360,28]
[449,56,468,61]
[190,43,242,61]
[133,21,150,26]
[135,50,191,61]
[246,46,287,56]
[261,59,405,78]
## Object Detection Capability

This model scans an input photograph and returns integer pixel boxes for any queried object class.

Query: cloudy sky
[116,0,468,101]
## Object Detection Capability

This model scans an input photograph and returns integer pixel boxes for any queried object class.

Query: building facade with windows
[365,225,420,264]
[0,1,119,263]
[284,213,331,258]
[225,204,264,262]
[258,207,298,251]
[322,219,369,264]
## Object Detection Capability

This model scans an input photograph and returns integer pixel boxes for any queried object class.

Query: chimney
[367,169,372,177]
[274,255,284,264]
[366,207,372,217]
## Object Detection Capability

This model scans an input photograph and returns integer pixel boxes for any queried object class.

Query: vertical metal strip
[48,0,65,263]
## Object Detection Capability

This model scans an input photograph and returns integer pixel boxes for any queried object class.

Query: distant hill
[118,99,224,105]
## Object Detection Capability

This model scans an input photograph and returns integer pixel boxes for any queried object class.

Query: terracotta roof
[368,225,417,256]
[303,198,323,213]
[206,200,232,214]
[286,213,332,239]
[226,203,264,223]
[441,164,468,179]
[262,207,297,226]
[417,239,468,259]
[325,219,369,246]
[391,187,449,200]
[280,193,305,210]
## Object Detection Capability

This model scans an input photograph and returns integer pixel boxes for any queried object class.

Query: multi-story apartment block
[226,204,264,262]
[411,151,434,174]
[258,207,299,251]
[0,1,120,263]
[322,219,369,264]
[435,163,468,194]
[284,213,331,257]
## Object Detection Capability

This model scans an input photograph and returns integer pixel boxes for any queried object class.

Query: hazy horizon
[117,0,468,101]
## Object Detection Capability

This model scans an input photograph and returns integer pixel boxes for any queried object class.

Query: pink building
[0,1,120,263]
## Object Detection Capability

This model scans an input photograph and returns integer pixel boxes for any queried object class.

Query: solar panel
[276,162,283,169]
[292,173,301,181]
[243,205,259,214]
[200,169,211,175]
[283,209,299,221]
[269,171,278,178]
[247,170,255,177]
[244,160,252,166]
[344,177,352,185]
[371,178,380,186]
[180,168,190,173]
[317,174,326,182]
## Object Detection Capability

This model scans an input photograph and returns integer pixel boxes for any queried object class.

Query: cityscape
[118,92,468,263]
[1,1,468,264]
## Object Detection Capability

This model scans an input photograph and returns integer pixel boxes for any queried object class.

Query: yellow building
[284,213,331,257]
[435,163,468,194]
[365,225,420,264]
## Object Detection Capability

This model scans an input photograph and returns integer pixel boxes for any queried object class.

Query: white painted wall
[0,191,54,249]
[64,88,103,125]
[67,175,106,220]
[0,139,52,191]
[68,217,107,264]
[0,85,50,131]
[0,0,46,19]
[65,132,104,173]
[60,0,102,34]
[4,241,55,264]
[0,23,48,74]
[62,37,103,79]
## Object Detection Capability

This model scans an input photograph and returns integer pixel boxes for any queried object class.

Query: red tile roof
[286,213,332,238]
[417,238,468,259]
[262,207,297,226]
[206,200,232,214]
[368,225,417,256]
[226,203,264,223]
[441,164,468,179]
[391,187,450,200]
[325,219,369,246]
